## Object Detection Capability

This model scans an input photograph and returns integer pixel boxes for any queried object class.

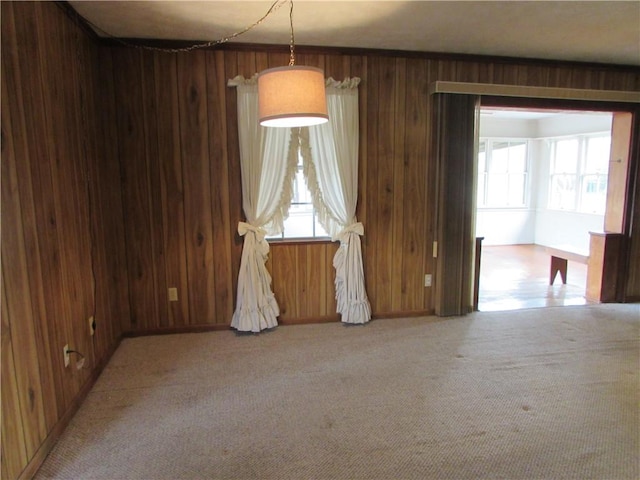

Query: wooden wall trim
[431,81,640,102]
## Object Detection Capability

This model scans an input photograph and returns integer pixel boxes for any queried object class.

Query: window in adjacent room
[477,139,529,208]
[548,133,610,214]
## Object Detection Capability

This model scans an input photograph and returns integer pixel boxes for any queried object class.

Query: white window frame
[547,132,610,214]
[477,138,531,209]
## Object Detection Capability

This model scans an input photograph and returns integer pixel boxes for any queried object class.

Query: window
[548,134,610,214]
[267,152,329,240]
[477,139,529,208]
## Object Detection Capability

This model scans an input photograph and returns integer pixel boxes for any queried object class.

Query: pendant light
[258,1,328,127]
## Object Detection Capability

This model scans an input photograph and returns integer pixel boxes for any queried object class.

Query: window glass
[549,174,576,210]
[508,142,527,172]
[491,142,510,173]
[585,136,610,173]
[487,173,508,205]
[477,139,528,208]
[552,139,579,173]
[580,175,607,214]
[548,134,610,213]
[508,173,526,205]
[268,152,329,240]
[477,141,486,206]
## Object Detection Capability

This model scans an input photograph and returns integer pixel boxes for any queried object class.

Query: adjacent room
[2,2,639,479]
[476,108,615,311]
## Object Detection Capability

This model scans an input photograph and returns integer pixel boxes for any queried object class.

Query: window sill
[268,237,333,246]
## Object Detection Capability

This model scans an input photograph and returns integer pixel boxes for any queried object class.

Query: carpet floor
[35,304,639,480]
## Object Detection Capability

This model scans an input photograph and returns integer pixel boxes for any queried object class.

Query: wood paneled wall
[2,2,640,478]
[1,3,128,478]
[110,46,639,332]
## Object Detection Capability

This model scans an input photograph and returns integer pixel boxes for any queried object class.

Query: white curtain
[300,77,371,324]
[228,75,298,332]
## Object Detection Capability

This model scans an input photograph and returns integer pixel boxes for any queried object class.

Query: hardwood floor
[478,244,591,312]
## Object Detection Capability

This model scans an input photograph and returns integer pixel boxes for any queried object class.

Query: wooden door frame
[431,87,640,315]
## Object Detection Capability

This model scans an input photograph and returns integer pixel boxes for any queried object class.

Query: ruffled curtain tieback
[238,221,266,242]
[333,222,364,243]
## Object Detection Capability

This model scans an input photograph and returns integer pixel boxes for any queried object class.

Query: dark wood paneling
[403,58,430,311]
[154,52,190,327]
[1,2,127,478]
[207,51,235,324]
[114,49,158,332]
[111,43,639,330]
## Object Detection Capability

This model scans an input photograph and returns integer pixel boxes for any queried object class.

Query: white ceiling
[68,1,640,66]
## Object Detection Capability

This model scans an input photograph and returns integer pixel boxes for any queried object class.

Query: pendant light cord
[288,1,296,66]
[73,0,290,53]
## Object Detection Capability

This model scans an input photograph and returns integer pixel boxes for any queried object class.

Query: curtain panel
[300,77,371,324]
[228,75,298,332]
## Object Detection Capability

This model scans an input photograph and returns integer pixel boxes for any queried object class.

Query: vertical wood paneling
[271,245,298,319]
[362,55,378,309]
[1,269,28,479]
[326,243,338,315]
[224,51,244,305]
[269,242,339,322]
[373,56,397,313]
[392,58,407,312]
[353,55,368,274]
[5,2,61,427]
[142,52,169,329]
[1,6,50,458]
[177,52,216,325]
[2,3,128,477]
[92,46,130,345]
[24,1,77,413]
[115,49,158,331]
[207,51,234,324]
[154,52,189,327]
[305,244,326,316]
[110,46,639,329]
[402,58,429,311]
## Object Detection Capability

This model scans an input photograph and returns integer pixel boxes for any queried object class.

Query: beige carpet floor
[36,304,639,480]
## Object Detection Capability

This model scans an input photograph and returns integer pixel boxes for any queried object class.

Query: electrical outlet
[63,344,70,367]
[88,316,96,336]
[424,274,432,287]
[168,287,178,302]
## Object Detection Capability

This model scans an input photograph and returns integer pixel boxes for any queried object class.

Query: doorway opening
[475,107,614,312]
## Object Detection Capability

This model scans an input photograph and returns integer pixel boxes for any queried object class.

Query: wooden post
[586,232,625,303]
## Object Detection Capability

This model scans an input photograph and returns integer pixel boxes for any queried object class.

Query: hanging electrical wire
[74,0,288,53]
